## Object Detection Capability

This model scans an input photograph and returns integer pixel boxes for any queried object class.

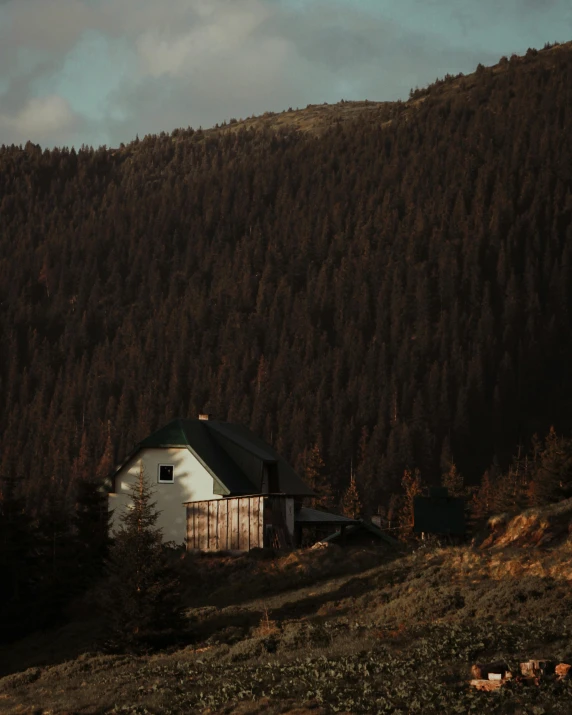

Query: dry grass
[1,500,571,713]
[202,101,393,139]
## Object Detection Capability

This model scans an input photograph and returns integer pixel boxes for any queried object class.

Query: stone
[470,679,504,691]
[471,662,510,680]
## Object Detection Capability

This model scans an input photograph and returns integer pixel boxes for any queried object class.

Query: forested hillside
[2,42,572,516]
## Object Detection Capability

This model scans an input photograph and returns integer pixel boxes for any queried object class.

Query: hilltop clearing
[202,100,394,138]
[1,502,571,714]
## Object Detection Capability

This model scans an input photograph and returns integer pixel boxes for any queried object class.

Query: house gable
[109,446,222,543]
[111,418,313,498]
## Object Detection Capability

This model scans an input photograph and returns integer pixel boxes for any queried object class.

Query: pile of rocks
[470,659,571,691]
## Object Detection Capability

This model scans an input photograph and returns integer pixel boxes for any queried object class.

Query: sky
[0,0,570,150]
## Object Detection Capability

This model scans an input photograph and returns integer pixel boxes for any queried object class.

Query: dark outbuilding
[413,486,466,537]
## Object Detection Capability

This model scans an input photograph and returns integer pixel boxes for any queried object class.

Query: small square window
[158,464,174,483]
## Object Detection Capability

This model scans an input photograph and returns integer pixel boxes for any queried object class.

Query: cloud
[0,94,80,145]
[135,1,274,78]
[0,0,571,148]
[0,0,97,59]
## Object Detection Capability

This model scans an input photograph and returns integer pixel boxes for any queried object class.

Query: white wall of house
[108,447,221,544]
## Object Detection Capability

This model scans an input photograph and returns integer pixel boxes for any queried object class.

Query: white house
[107,415,318,546]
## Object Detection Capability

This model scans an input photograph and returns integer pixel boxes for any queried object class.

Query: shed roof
[113,418,313,497]
[320,519,400,546]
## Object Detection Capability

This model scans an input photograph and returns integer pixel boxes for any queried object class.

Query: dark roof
[320,519,400,546]
[295,507,359,525]
[206,421,278,462]
[113,418,313,497]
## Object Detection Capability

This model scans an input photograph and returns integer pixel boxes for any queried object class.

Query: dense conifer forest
[1,41,572,539]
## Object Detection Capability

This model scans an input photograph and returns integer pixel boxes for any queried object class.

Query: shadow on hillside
[190,566,399,640]
[192,545,405,611]
[267,573,380,623]
[0,617,103,679]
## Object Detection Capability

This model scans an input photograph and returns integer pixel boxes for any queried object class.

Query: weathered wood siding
[186,495,294,551]
[186,496,264,551]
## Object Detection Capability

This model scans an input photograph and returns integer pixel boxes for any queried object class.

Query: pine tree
[398,468,423,539]
[340,475,363,519]
[527,427,572,506]
[493,467,522,514]
[442,461,464,498]
[95,423,115,483]
[101,464,184,651]
[303,444,335,511]
[470,470,495,523]
[72,477,112,590]
[492,443,531,513]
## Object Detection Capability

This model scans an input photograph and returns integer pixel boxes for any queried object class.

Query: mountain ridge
[1,40,572,513]
[107,39,572,150]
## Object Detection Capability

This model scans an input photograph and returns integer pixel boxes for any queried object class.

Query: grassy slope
[203,101,394,138]
[1,502,571,714]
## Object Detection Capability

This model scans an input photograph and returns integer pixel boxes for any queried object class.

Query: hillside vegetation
[1,500,571,713]
[203,99,394,137]
[2,42,572,521]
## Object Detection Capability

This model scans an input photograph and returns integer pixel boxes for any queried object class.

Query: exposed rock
[470,679,505,691]
[470,662,510,680]
[555,663,571,679]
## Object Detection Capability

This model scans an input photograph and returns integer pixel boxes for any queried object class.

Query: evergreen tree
[493,466,525,514]
[101,464,184,651]
[491,443,531,513]
[303,444,335,511]
[470,470,495,523]
[442,461,464,498]
[95,423,115,483]
[398,468,423,539]
[339,475,363,519]
[72,477,112,590]
[527,427,572,506]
